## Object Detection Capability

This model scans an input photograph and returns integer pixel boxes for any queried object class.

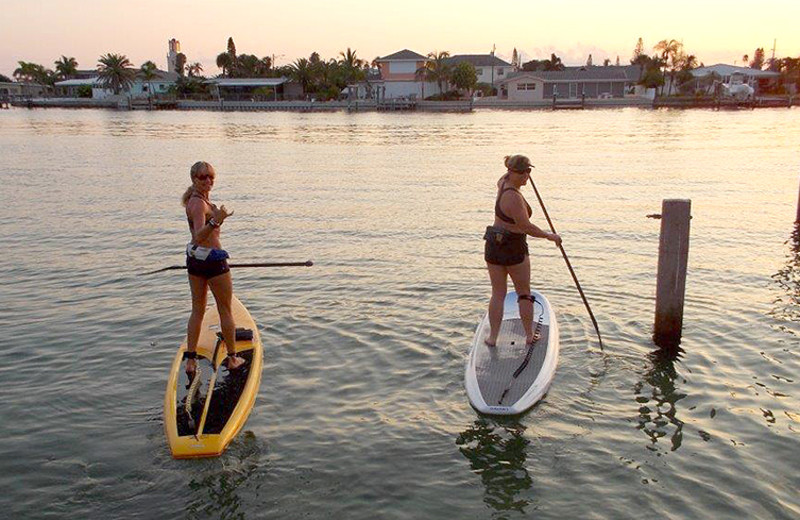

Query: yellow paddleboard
[164,295,263,459]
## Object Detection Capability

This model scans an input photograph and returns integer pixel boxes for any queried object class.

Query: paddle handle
[142,260,313,275]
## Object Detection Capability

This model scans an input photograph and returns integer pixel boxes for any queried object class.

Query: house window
[516,83,537,91]
[498,68,505,76]
[476,68,483,75]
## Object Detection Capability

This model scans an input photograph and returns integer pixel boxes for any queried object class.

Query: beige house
[499,65,641,101]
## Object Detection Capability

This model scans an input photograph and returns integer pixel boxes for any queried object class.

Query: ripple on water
[1,108,799,519]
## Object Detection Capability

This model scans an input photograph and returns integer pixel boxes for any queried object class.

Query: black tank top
[495,183,532,224]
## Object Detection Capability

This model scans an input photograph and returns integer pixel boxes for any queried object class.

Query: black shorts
[186,255,230,279]
[484,226,529,266]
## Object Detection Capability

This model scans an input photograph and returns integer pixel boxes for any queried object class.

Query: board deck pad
[176,350,254,437]
[475,318,550,406]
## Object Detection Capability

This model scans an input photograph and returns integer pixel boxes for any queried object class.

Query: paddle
[528,178,604,350]
[194,334,224,439]
[141,260,313,276]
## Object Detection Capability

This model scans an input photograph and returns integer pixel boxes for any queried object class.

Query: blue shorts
[186,256,230,279]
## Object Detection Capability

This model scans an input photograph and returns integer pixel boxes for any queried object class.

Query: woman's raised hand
[213,204,234,224]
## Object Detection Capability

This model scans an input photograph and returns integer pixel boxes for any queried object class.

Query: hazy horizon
[2,0,799,77]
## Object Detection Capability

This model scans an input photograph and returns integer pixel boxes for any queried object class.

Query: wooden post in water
[654,199,692,346]
[796,177,800,223]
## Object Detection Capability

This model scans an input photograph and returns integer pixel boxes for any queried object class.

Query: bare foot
[224,354,245,370]
[484,339,497,348]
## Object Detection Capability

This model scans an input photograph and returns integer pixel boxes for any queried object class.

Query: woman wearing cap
[483,154,562,347]
[181,161,245,379]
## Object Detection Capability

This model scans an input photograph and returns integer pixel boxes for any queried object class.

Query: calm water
[0,107,798,519]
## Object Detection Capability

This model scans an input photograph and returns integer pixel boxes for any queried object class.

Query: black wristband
[183,351,197,360]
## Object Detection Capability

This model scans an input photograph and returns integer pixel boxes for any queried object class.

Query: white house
[688,64,780,95]
[54,69,178,99]
[444,54,512,89]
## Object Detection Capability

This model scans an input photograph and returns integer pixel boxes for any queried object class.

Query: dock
[377,99,417,111]
[552,94,585,110]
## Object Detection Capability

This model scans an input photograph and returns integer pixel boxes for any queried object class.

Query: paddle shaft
[194,336,224,439]
[142,260,313,275]
[528,179,604,350]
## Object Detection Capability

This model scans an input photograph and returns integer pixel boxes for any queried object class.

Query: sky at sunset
[2,0,799,77]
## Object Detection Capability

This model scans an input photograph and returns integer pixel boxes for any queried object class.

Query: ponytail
[181,186,194,206]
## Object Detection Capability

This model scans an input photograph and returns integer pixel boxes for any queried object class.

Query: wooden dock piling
[797,177,800,223]
[654,199,692,346]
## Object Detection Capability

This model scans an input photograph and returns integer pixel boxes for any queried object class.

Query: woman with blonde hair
[181,161,244,378]
[483,154,562,348]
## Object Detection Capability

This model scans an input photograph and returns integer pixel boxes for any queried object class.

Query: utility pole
[491,44,496,94]
[770,39,777,69]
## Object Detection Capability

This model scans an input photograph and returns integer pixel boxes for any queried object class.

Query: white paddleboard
[465,290,559,415]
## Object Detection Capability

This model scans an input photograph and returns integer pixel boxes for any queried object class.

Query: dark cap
[504,154,534,172]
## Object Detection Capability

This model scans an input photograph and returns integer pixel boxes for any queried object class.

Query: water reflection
[633,346,687,452]
[184,431,262,520]
[456,418,532,516]
[770,224,800,325]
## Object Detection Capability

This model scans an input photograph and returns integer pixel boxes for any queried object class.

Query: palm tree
[97,53,136,95]
[338,48,366,85]
[186,62,204,77]
[216,52,233,77]
[140,60,159,106]
[13,61,53,85]
[654,39,680,95]
[289,58,315,96]
[13,61,39,82]
[417,51,452,97]
[54,56,78,80]
[544,53,564,71]
[315,59,344,100]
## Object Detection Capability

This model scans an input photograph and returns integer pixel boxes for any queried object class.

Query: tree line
[6,38,799,99]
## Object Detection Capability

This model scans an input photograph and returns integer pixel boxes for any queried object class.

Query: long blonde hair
[181,161,214,206]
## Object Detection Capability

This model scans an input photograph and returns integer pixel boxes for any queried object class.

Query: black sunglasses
[194,174,215,181]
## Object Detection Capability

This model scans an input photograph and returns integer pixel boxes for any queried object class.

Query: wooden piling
[797,178,800,223]
[654,199,692,346]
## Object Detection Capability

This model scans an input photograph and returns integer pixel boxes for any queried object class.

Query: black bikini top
[495,182,532,224]
[186,192,217,232]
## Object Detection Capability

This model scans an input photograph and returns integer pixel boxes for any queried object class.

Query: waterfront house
[688,64,780,95]
[54,69,179,99]
[374,49,440,99]
[205,77,299,100]
[0,81,51,99]
[498,65,641,101]
[444,54,513,91]
[54,77,98,97]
